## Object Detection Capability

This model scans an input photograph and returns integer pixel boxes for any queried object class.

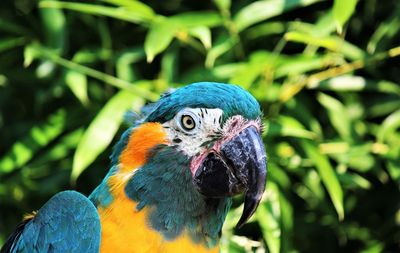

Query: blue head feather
[145,82,261,123]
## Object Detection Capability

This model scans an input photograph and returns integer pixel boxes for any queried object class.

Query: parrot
[1,82,267,253]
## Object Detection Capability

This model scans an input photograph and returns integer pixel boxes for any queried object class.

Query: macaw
[1,82,267,253]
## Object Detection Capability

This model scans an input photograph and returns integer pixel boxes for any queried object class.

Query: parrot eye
[181,115,196,131]
[175,109,200,133]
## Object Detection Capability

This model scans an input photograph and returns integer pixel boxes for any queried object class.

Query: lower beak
[193,126,267,228]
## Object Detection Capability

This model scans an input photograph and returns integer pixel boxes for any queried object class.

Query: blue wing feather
[1,191,101,253]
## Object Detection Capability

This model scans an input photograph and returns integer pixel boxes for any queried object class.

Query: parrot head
[97,82,267,246]
[145,83,266,228]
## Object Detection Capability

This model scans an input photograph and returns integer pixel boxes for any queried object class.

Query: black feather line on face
[201,140,214,148]
[175,128,195,136]
[173,138,182,143]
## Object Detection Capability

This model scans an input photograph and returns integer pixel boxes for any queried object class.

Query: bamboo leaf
[40,2,66,51]
[65,70,89,105]
[338,172,371,189]
[170,11,222,28]
[206,35,236,68]
[310,76,400,95]
[302,140,344,220]
[0,37,27,53]
[265,116,317,139]
[317,92,355,142]
[39,1,155,24]
[99,0,155,19]
[144,19,177,63]
[367,9,400,53]
[284,31,365,60]
[377,109,400,143]
[0,110,66,174]
[234,0,321,32]
[188,26,212,49]
[333,0,358,34]
[214,0,231,14]
[257,182,281,253]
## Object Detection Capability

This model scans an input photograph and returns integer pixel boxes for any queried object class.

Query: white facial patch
[162,108,224,156]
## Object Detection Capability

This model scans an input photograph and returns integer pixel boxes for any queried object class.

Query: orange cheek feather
[99,123,219,253]
[119,122,168,172]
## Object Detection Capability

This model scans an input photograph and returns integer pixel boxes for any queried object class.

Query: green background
[0,0,399,252]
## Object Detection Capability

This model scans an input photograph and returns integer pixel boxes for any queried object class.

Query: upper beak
[193,126,267,228]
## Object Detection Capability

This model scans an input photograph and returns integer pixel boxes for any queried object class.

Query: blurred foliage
[1,0,400,252]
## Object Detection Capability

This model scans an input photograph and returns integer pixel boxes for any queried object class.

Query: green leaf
[387,158,400,182]
[265,116,317,139]
[313,10,336,36]
[214,0,231,14]
[188,26,212,49]
[205,36,236,68]
[303,170,325,200]
[228,51,274,88]
[0,37,27,53]
[333,0,358,34]
[310,76,400,95]
[286,97,323,137]
[367,10,400,53]
[212,63,247,79]
[40,2,66,51]
[144,11,222,62]
[278,192,294,252]
[275,54,329,78]
[257,182,281,253]
[71,91,144,181]
[161,45,179,84]
[27,128,84,167]
[284,31,365,60]
[99,0,155,19]
[360,241,384,253]
[338,172,371,189]
[244,22,286,40]
[317,92,355,142]
[234,0,322,32]
[302,140,344,220]
[115,48,145,81]
[367,98,400,118]
[39,1,155,24]
[170,11,222,28]
[144,19,177,63]
[0,110,67,174]
[269,162,291,189]
[65,70,89,105]
[24,44,41,67]
[377,109,400,143]
[0,17,31,35]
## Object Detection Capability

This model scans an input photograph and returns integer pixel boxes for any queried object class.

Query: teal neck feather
[125,145,232,247]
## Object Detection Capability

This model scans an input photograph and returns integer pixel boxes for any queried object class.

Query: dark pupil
[183,116,194,129]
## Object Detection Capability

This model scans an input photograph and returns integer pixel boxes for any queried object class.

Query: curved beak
[193,126,267,228]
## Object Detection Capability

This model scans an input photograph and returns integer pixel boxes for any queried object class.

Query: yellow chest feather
[98,194,219,253]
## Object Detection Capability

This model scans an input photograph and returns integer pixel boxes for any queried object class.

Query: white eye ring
[176,110,200,133]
